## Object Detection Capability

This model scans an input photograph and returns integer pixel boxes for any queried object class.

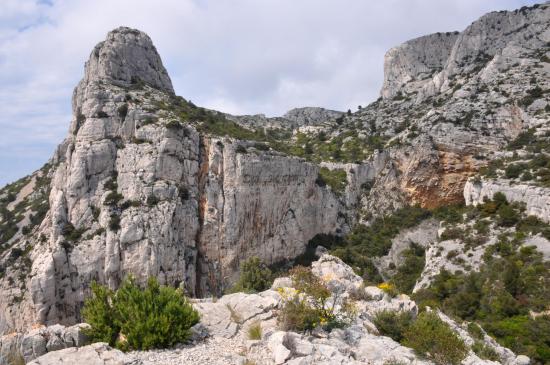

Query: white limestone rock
[27,342,140,365]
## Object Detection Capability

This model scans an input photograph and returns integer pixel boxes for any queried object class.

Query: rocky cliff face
[355,2,549,211]
[0,2,549,338]
[0,27,369,334]
[465,179,550,222]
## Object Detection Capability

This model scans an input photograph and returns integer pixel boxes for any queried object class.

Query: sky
[0,0,541,187]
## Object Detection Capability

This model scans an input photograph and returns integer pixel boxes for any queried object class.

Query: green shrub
[235,145,247,154]
[104,191,123,206]
[82,282,118,344]
[508,129,536,150]
[146,195,159,207]
[117,104,128,119]
[372,310,414,343]
[497,204,520,227]
[61,222,85,242]
[231,257,273,293]
[412,243,550,364]
[467,322,484,340]
[278,294,321,332]
[391,243,425,294]
[403,312,467,365]
[317,167,348,195]
[108,214,121,231]
[505,163,526,179]
[83,277,199,351]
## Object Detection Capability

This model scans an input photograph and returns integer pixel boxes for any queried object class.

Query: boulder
[27,342,140,365]
[311,254,363,294]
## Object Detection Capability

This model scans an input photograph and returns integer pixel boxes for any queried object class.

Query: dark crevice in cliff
[194,136,209,297]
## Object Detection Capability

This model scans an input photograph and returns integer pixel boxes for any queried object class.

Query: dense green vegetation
[413,240,550,364]
[83,277,199,351]
[373,310,468,365]
[230,257,273,293]
[391,243,426,294]
[316,167,348,195]
[299,193,550,363]
[372,310,414,343]
[410,195,550,364]
[329,206,431,283]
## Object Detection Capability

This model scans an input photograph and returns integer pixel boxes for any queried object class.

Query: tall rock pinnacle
[78,27,173,94]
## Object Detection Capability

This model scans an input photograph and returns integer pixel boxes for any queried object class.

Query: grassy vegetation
[247,322,262,340]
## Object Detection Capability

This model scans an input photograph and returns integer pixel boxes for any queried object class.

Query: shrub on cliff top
[82,277,199,351]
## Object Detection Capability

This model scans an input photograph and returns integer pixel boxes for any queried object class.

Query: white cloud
[0,0,541,186]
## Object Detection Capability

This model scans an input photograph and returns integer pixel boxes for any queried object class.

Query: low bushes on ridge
[373,310,468,365]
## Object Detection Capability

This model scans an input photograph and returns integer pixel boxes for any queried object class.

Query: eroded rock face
[381,32,459,99]
[76,27,173,95]
[363,3,549,211]
[381,4,550,101]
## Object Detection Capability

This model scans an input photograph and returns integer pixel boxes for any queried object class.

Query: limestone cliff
[0,27,370,333]
[0,1,549,336]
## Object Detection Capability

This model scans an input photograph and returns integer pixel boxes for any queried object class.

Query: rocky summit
[0,2,550,364]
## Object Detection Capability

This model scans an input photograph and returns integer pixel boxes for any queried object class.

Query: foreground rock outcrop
[28,342,140,365]
[0,323,89,364]
[22,254,528,365]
